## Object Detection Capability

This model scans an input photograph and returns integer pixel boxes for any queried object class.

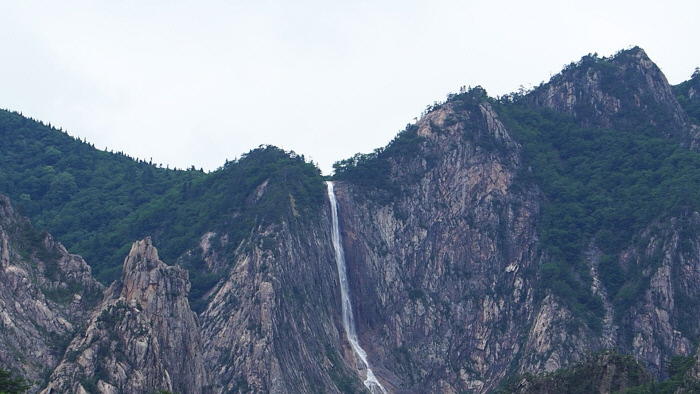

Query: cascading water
[327,181,388,394]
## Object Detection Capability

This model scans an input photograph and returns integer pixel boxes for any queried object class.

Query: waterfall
[327,181,388,394]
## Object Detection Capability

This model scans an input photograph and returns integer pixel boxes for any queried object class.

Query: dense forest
[0,109,203,279]
[0,111,324,308]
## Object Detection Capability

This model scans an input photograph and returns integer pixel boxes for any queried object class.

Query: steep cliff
[2,47,700,394]
[527,47,697,147]
[0,195,102,390]
[198,198,365,393]
[520,47,700,378]
[43,237,207,394]
[330,47,700,392]
[333,92,545,392]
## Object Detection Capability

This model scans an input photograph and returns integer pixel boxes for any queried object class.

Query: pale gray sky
[1,1,698,174]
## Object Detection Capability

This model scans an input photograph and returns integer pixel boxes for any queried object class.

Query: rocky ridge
[329,47,700,392]
[42,237,207,394]
[334,98,544,392]
[528,47,694,142]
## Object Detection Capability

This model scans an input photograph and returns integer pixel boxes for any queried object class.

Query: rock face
[333,99,544,392]
[0,195,102,391]
[528,47,693,142]
[199,217,365,393]
[616,214,700,377]
[327,48,700,392]
[43,237,208,394]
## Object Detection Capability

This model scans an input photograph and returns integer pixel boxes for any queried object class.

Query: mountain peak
[122,236,159,271]
[526,46,693,145]
[118,237,191,315]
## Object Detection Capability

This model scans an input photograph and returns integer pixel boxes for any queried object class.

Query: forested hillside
[673,68,700,123]
[496,90,700,330]
[0,112,324,289]
[0,110,203,281]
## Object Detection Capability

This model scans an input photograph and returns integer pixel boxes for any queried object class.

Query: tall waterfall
[327,181,388,394]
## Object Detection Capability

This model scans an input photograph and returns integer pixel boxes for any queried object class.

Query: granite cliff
[42,237,207,394]
[0,195,102,388]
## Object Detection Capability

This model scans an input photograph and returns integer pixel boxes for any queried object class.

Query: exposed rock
[42,237,208,394]
[200,216,365,393]
[0,195,103,391]
[528,47,697,148]
[615,214,700,377]
[334,100,546,392]
[333,64,700,391]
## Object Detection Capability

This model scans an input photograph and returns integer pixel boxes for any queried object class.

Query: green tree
[0,368,30,393]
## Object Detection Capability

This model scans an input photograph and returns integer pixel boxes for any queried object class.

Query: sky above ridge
[1,1,698,175]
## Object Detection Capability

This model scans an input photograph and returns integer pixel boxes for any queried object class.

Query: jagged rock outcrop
[613,214,700,377]
[0,195,103,391]
[43,237,208,394]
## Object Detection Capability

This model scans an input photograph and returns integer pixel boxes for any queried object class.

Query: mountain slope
[329,47,700,391]
[526,47,695,145]
[673,68,700,124]
[0,194,103,391]
[332,91,543,392]
[0,109,204,282]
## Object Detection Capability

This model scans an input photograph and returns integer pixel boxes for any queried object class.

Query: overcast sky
[1,1,698,175]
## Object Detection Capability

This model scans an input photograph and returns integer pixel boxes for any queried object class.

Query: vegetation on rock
[497,351,700,394]
[0,368,30,394]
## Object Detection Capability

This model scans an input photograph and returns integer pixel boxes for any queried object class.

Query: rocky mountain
[0,195,102,388]
[332,98,543,392]
[1,47,700,393]
[198,210,362,393]
[322,47,700,393]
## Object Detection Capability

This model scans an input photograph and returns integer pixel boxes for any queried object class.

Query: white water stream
[327,181,388,394]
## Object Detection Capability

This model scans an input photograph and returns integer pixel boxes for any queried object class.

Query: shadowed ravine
[327,181,388,394]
